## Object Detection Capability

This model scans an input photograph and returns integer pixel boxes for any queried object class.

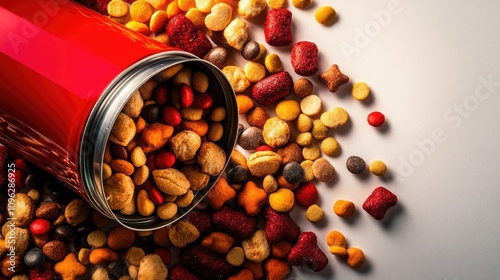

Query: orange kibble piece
[130,0,154,23]
[326,230,347,255]
[236,94,254,114]
[333,199,356,218]
[167,1,183,19]
[271,241,293,259]
[264,258,291,280]
[346,247,366,269]
[237,180,268,216]
[206,177,236,209]
[201,232,234,254]
[178,0,197,12]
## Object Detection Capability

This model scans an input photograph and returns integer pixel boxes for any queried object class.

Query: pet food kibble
[292,0,311,9]
[197,142,227,176]
[252,71,293,106]
[246,106,269,128]
[300,160,315,181]
[320,107,349,129]
[296,132,312,146]
[264,8,292,46]
[291,41,319,76]
[277,142,303,165]
[150,10,169,34]
[275,99,301,121]
[236,94,254,115]
[226,247,245,266]
[211,106,227,122]
[247,150,282,177]
[319,64,349,92]
[152,168,190,196]
[346,247,365,269]
[237,181,268,215]
[178,0,197,12]
[146,0,167,9]
[166,14,212,57]
[264,53,284,74]
[312,158,335,182]
[169,220,200,248]
[201,232,234,254]
[244,61,266,83]
[224,18,249,50]
[296,113,313,133]
[241,40,260,60]
[238,126,264,150]
[363,186,398,220]
[268,0,286,8]
[237,0,267,19]
[130,0,154,23]
[300,95,322,117]
[325,230,346,255]
[205,3,233,31]
[108,0,129,18]
[222,66,251,93]
[282,162,304,184]
[320,137,340,157]
[195,0,214,13]
[302,143,321,161]
[268,188,295,212]
[262,117,291,147]
[369,160,388,176]
[137,189,156,216]
[185,8,206,29]
[333,200,356,218]
[157,202,178,220]
[346,155,366,174]
[104,173,135,211]
[352,82,370,100]
[203,46,229,70]
[87,230,107,248]
[305,204,324,223]
[242,229,270,263]
[263,174,278,193]
[315,6,336,25]
[206,177,236,209]
[293,78,314,98]
[109,113,136,146]
[311,119,330,140]
[368,111,385,127]
[287,232,328,272]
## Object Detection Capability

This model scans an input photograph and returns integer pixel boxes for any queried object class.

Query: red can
[0,1,238,230]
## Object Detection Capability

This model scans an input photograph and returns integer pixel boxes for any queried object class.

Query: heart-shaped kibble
[205,3,232,31]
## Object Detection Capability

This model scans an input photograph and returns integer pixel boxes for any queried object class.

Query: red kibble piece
[14,158,30,172]
[186,211,212,236]
[29,261,59,280]
[161,105,181,126]
[179,83,194,108]
[211,206,258,240]
[294,182,318,207]
[148,186,165,205]
[154,247,171,266]
[169,264,202,280]
[367,111,385,127]
[252,71,293,106]
[287,231,329,272]
[264,8,293,47]
[180,244,237,280]
[192,92,213,109]
[363,186,397,220]
[14,169,27,188]
[166,14,212,58]
[264,206,300,244]
[30,219,51,236]
[146,153,157,172]
[0,146,11,187]
[154,150,176,169]
[154,84,169,105]
[255,145,272,152]
[291,41,319,76]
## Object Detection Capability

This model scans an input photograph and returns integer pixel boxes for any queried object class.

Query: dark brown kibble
[346,156,366,174]
[203,46,229,70]
[241,40,260,61]
[282,162,304,184]
[238,126,264,150]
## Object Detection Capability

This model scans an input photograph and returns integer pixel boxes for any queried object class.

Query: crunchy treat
[264,8,292,46]
[211,206,258,240]
[287,232,328,272]
[166,14,212,57]
[264,206,300,244]
[291,41,319,76]
[252,71,293,106]
[319,64,349,92]
[363,186,398,220]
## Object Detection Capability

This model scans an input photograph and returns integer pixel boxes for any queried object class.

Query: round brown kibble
[108,226,136,251]
[226,247,245,266]
[157,203,178,220]
[242,40,261,61]
[170,130,202,161]
[197,142,227,176]
[42,240,67,261]
[293,78,313,98]
[346,156,366,174]
[211,106,227,122]
[207,122,224,142]
[130,0,154,23]
[277,142,303,165]
[312,158,335,182]
[246,106,269,128]
[126,246,146,267]
[302,143,321,161]
[87,230,107,248]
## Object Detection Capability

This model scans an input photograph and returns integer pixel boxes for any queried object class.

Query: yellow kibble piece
[320,107,349,129]
[300,94,322,117]
[320,137,340,157]
[222,66,251,93]
[195,0,215,13]
[186,8,207,29]
[315,6,337,25]
[167,1,183,19]
[292,0,311,9]
[311,119,330,140]
[224,18,249,51]
[300,160,314,181]
[268,188,295,212]
[211,106,227,122]
[333,199,355,218]
[276,99,301,121]
[302,143,321,161]
[346,247,366,269]
[352,82,370,101]
[150,10,169,34]
[125,21,151,36]
[130,0,154,23]
[236,94,254,114]
[87,230,107,248]
[178,0,197,12]
[146,0,167,9]
[244,62,266,83]
[268,0,286,8]
[252,43,268,62]
[296,113,313,133]
[263,174,278,193]
[107,0,129,17]
[305,204,324,223]
[296,132,312,147]
[326,230,347,256]
[205,3,233,31]
[369,160,387,176]
[264,53,283,73]
[192,71,209,93]
[226,247,245,266]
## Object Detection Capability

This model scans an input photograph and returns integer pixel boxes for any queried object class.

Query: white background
[241,0,500,279]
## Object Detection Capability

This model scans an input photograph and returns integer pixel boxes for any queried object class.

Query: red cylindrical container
[0,1,238,230]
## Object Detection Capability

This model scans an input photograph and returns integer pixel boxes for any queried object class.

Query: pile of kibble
[0,0,399,279]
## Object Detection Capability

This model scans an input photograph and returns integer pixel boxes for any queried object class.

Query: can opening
[80,51,238,230]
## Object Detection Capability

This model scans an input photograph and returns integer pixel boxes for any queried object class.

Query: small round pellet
[227,164,249,184]
[282,162,304,184]
[300,94,322,117]
[238,126,264,150]
[346,156,366,174]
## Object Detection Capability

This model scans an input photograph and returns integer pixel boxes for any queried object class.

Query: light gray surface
[242,0,500,279]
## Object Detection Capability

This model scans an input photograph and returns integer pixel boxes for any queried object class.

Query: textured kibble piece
[275,99,301,121]
[326,230,347,255]
[109,113,136,146]
[268,188,295,212]
[264,258,291,280]
[264,8,292,46]
[141,123,175,153]
[352,81,370,100]
[203,46,229,70]
[43,240,67,261]
[65,198,90,227]
[302,143,321,161]
[277,142,303,165]
[201,232,234,254]
[262,117,290,147]
[244,61,266,83]
[346,155,366,174]
[363,186,398,220]
[237,0,267,19]
[87,230,107,248]
[130,0,154,23]
[237,181,268,216]
[346,247,366,269]
[282,162,304,184]
[319,64,349,92]
[291,41,319,76]
[137,189,155,216]
[170,130,202,161]
[152,168,190,196]
[268,0,286,8]
[197,142,227,176]
[211,206,258,240]
[54,253,87,280]
[368,111,385,127]
[180,244,237,279]
[252,71,293,106]
[333,200,356,218]
[178,0,197,13]
[294,182,318,207]
[180,165,209,191]
[236,94,254,114]
[150,10,169,34]
[125,21,150,36]
[305,204,324,223]
[224,18,249,50]
[222,66,251,93]
[311,119,330,140]
[287,232,328,272]
[264,53,283,73]
[369,160,388,176]
[320,107,349,129]
[108,227,136,251]
[315,6,337,25]
[262,174,278,193]
[138,254,169,280]
[247,150,282,177]
[169,220,200,248]
[321,137,340,157]
[185,8,206,29]
[226,247,245,267]
[242,229,270,263]
[206,177,236,209]
[241,40,260,60]
[169,264,202,280]
[108,0,129,17]
[246,106,269,128]
[166,14,212,57]
[300,95,322,117]
[292,0,310,8]
[296,114,313,133]
[293,78,314,98]
[195,0,214,12]
[312,158,336,182]
[205,3,232,31]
